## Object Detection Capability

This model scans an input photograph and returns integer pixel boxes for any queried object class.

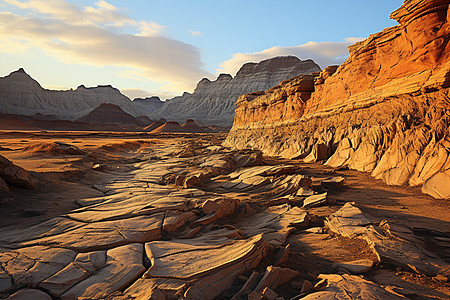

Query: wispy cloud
[0,0,212,94]
[217,37,364,75]
[121,88,175,100]
[188,30,202,37]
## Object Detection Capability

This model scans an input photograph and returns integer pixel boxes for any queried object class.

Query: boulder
[0,155,41,188]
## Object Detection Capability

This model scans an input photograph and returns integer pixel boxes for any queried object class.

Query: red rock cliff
[225,0,450,199]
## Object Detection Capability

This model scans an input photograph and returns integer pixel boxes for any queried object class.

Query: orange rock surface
[225,0,450,199]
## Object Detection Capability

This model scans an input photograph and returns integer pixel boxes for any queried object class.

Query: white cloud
[0,0,212,94]
[188,30,202,37]
[122,88,175,100]
[217,37,365,75]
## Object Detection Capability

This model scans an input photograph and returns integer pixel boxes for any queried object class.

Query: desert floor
[0,130,448,299]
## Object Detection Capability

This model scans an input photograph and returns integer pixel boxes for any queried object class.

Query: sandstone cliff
[0,69,140,120]
[225,0,450,199]
[148,56,321,126]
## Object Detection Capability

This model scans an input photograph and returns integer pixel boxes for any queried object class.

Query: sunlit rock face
[148,56,321,126]
[0,69,140,120]
[225,0,450,199]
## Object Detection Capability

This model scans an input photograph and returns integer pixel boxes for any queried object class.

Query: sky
[0,0,404,100]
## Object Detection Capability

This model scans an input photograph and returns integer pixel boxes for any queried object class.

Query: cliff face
[0,69,140,120]
[148,56,320,126]
[225,0,450,199]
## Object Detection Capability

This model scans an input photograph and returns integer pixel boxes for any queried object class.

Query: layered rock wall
[147,56,320,126]
[225,0,450,199]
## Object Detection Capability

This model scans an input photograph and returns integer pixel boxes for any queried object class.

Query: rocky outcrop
[225,0,450,199]
[148,56,320,126]
[77,103,146,126]
[0,69,140,120]
[0,155,41,189]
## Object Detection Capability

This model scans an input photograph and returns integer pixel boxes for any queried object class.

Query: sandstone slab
[61,243,145,300]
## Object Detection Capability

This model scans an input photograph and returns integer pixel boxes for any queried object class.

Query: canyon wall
[225,0,450,199]
[147,56,320,126]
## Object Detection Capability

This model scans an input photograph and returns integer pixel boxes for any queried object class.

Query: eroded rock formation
[147,56,320,126]
[225,0,450,199]
[0,69,140,120]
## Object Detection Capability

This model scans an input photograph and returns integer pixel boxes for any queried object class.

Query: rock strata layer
[224,0,450,199]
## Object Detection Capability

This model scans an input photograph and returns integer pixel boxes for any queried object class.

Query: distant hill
[0,68,140,120]
[77,103,145,126]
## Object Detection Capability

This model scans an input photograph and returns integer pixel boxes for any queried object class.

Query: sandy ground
[0,130,448,299]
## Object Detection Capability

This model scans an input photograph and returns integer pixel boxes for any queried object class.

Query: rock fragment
[325,203,448,276]
[61,243,145,300]
[300,274,405,299]
[7,289,52,300]
[0,155,41,188]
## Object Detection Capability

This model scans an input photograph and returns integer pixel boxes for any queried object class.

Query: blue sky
[0,0,403,99]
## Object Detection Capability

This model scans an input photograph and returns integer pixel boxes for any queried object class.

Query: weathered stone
[300,274,405,299]
[7,288,52,300]
[39,251,106,297]
[253,266,299,294]
[326,203,449,276]
[273,244,290,266]
[325,202,371,238]
[0,266,12,293]
[202,200,220,214]
[261,286,279,300]
[0,246,77,288]
[296,187,314,197]
[242,205,308,246]
[422,169,450,199]
[61,243,145,300]
[321,177,345,190]
[0,177,9,193]
[302,193,328,208]
[325,138,354,168]
[143,235,270,300]
[301,279,313,294]
[0,155,41,188]
[183,174,202,188]
[192,198,240,226]
[334,259,374,274]
[303,143,329,163]
[232,271,263,300]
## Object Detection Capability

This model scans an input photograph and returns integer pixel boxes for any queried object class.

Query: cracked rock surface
[0,132,449,299]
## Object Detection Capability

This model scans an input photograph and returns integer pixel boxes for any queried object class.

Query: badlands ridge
[225,0,450,200]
